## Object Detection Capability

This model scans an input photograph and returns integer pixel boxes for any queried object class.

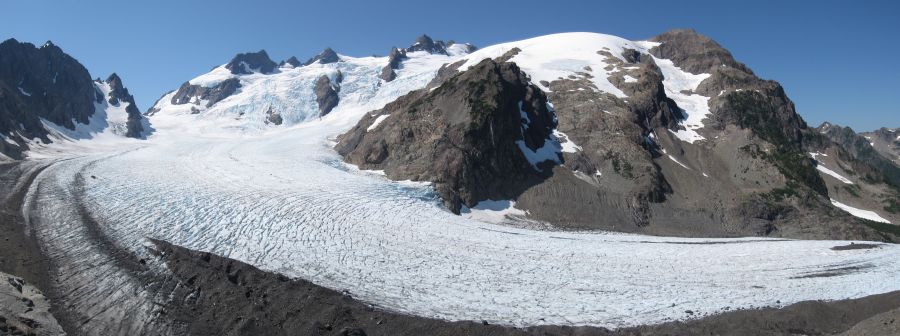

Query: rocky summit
[0,39,149,159]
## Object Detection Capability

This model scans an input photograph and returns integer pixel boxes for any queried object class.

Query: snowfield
[21,32,900,329]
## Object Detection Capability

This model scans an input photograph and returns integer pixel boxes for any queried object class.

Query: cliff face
[0,39,99,158]
[0,39,150,159]
[337,59,558,212]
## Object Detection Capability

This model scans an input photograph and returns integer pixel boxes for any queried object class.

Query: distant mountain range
[1,31,897,241]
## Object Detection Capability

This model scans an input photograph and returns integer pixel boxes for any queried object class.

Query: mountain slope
[146,36,477,134]
[810,122,900,227]
[337,31,892,240]
[0,39,150,159]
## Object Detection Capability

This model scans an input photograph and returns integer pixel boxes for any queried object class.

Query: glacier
[20,33,900,329]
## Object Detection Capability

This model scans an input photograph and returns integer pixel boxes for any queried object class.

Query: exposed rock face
[303,47,340,65]
[0,39,135,158]
[380,48,407,82]
[0,39,97,148]
[225,50,277,74]
[281,56,301,67]
[814,123,900,188]
[170,78,241,108]
[406,34,449,54]
[341,29,888,240]
[0,272,65,336]
[861,126,900,166]
[337,59,557,212]
[104,73,147,138]
[314,73,340,116]
[265,106,283,125]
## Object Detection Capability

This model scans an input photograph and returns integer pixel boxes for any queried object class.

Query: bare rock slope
[338,29,898,241]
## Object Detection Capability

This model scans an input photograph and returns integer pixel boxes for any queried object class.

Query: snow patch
[810,153,853,185]
[831,199,891,223]
[516,139,561,170]
[553,130,581,153]
[816,165,854,184]
[458,33,647,97]
[640,44,711,144]
[667,155,690,170]
[367,114,389,131]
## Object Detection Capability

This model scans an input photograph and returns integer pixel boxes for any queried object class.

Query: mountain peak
[303,47,340,66]
[650,29,751,74]
[225,49,277,75]
[281,56,301,67]
[106,72,121,83]
[406,34,448,54]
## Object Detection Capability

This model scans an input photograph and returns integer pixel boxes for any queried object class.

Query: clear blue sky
[4,0,898,131]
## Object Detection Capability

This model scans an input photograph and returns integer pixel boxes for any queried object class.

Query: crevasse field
[23,33,900,328]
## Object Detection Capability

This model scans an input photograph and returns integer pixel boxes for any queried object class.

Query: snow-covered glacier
[23,33,900,328]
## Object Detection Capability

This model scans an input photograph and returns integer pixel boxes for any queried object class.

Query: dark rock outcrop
[225,50,277,75]
[265,106,283,125]
[861,126,900,166]
[380,48,407,82]
[0,39,96,141]
[815,123,900,188]
[280,56,301,67]
[170,78,241,108]
[103,73,147,138]
[0,38,142,158]
[338,59,557,212]
[406,34,449,54]
[303,48,340,65]
[315,73,340,116]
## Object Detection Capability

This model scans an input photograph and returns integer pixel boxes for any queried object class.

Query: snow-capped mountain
[146,36,477,135]
[334,31,900,239]
[5,31,900,333]
[0,38,150,159]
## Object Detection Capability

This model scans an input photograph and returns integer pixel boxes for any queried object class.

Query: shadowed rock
[170,78,241,108]
[380,48,407,82]
[338,59,557,212]
[103,73,148,138]
[225,50,277,74]
[315,73,340,116]
[303,48,340,65]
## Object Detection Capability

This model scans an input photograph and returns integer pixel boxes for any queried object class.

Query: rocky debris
[0,38,99,158]
[170,77,241,108]
[225,50,277,75]
[337,59,557,213]
[303,47,340,65]
[0,272,65,336]
[380,48,407,82]
[315,72,341,116]
[102,73,147,138]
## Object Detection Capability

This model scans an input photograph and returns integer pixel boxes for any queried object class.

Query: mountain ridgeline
[0,38,148,159]
[1,31,898,241]
[338,30,900,241]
